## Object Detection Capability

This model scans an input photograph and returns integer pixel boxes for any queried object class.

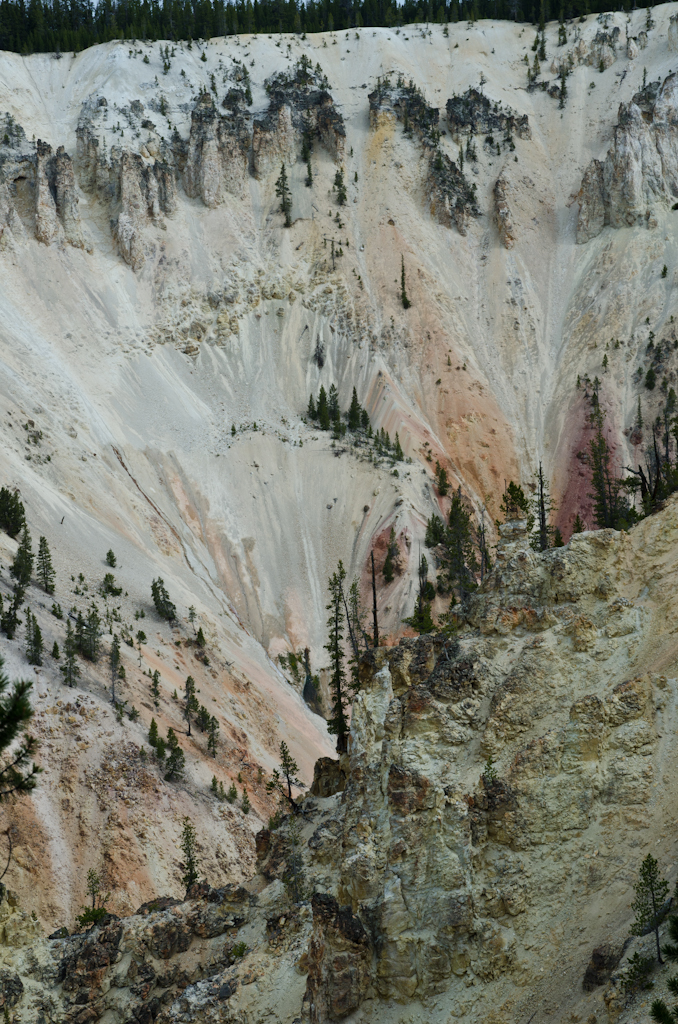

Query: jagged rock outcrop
[303,894,373,1024]
[576,72,678,243]
[427,149,479,234]
[294,508,678,1019]
[493,173,515,249]
[253,62,344,178]
[551,24,632,76]
[446,88,530,142]
[576,158,606,243]
[76,108,177,268]
[183,92,250,206]
[54,146,84,247]
[0,124,84,249]
[670,13,678,52]
[368,80,440,146]
[0,883,260,1023]
[35,139,59,244]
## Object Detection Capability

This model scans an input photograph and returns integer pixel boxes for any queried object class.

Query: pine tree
[182,675,199,736]
[394,433,404,460]
[401,255,411,309]
[52,641,60,659]
[582,388,635,529]
[435,461,449,496]
[151,578,176,623]
[572,513,585,534]
[148,718,159,747]
[650,983,678,1024]
[477,506,492,581]
[275,162,292,227]
[155,736,167,761]
[267,741,303,811]
[105,549,117,567]
[327,384,339,422]
[317,386,330,431]
[0,487,25,538]
[179,817,199,894]
[348,387,361,431]
[631,854,669,963]
[208,715,219,757]
[195,626,205,647]
[25,610,43,666]
[500,481,532,525]
[36,536,55,594]
[227,782,237,803]
[110,634,121,704]
[0,656,41,799]
[324,561,349,752]
[531,463,555,551]
[1,587,23,640]
[61,619,80,687]
[333,167,347,205]
[302,122,313,187]
[404,553,435,634]
[441,489,479,604]
[10,525,33,588]
[83,606,101,662]
[75,611,85,654]
[241,787,250,813]
[553,527,564,547]
[151,669,161,709]
[164,739,186,781]
[197,705,211,731]
[307,394,317,420]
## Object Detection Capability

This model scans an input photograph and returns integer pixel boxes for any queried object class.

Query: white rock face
[576,72,678,241]
[670,12,678,50]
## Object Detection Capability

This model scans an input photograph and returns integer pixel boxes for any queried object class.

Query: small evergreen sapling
[105,550,117,567]
[76,868,110,929]
[241,787,250,813]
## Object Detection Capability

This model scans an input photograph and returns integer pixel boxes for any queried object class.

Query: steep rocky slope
[2,499,678,1024]
[2,9,678,1022]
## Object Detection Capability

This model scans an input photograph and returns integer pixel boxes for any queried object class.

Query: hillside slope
[1,3,678,989]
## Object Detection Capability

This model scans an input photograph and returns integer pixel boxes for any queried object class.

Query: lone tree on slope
[267,741,304,812]
[275,163,292,227]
